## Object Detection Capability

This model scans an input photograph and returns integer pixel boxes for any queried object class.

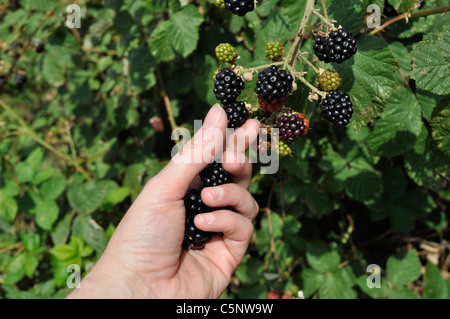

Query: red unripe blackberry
[258,95,287,112]
[275,113,309,143]
[313,28,357,64]
[224,101,249,128]
[183,189,213,250]
[200,161,231,187]
[224,0,255,16]
[255,65,293,103]
[213,68,245,104]
[320,90,354,127]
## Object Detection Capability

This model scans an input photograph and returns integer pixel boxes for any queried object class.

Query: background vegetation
[0,0,449,299]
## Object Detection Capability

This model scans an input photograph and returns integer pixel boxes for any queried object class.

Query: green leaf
[318,271,357,299]
[33,198,59,231]
[387,249,421,286]
[235,258,264,285]
[366,85,422,157]
[430,98,450,157]
[40,174,67,200]
[24,253,39,278]
[127,46,156,93]
[67,179,105,214]
[404,125,450,192]
[72,214,108,253]
[388,205,415,233]
[21,233,41,253]
[410,25,450,95]
[389,286,418,299]
[306,240,341,274]
[387,0,422,13]
[329,0,365,35]
[423,261,448,299]
[332,36,399,131]
[298,268,325,298]
[169,5,204,58]
[356,275,390,299]
[20,0,56,11]
[0,191,18,222]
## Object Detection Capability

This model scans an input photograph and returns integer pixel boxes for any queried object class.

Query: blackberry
[265,41,285,62]
[11,41,23,49]
[320,90,354,127]
[258,95,287,113]
[215,43,238,64]
[274,140,293,157]
[255,65,293,103]
[36,42,45,53]
[14,72,27,86]
[318,69,342,92]
[200,161,231,187]
[183,189,213,250]
[224,0,255,16]
[313,28,357,64]
[224,101,249,128]
[213,68,245,104]
[275,113,309,143]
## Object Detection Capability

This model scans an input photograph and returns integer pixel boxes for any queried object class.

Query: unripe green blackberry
[215,43,238,64]
[274,140,293,157]
[317,69,343,92]
[265,41,285,62]
[215,0,226,8]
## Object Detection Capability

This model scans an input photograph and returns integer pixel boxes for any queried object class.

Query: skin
[67,105,260,299]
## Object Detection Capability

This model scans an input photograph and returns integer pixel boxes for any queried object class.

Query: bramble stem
[320,0,329,20]
[0,98,92,180]
[287,66,326,99]
[312,9,336,29]
[370,5,450,35]
[298,53,320,74]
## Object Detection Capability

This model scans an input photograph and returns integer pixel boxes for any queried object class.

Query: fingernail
[199,213,215,225]
[209,186,224,200]
[203,104,224,129]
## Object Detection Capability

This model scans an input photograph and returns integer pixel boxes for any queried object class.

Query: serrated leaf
[387,249,421,286]
[329,0,365,35]
[430,98,450,157]
[72,214,108,253]
[318,271,357,299]
[423,261,448,299]
[34,198,59,231]
[67,179,105,214]
[332,36,399,131]
[306,240,341,274]
[127,46,156,93]
[169,5,204,57]
[0,191,18,222]
[366,85,422,157]
[410,25,450,95]
[299,268,325,298]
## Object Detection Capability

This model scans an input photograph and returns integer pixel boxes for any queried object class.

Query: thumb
[155,104,228,198]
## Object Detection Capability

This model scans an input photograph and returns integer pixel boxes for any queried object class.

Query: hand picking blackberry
[320,90,354,127]
[224,101,249,128]
[255,65,293,103]
[213,68,245,105]
[200,161,231,187]
[224,0,255,16]
[183,189,213,250]
[313,28,357,63]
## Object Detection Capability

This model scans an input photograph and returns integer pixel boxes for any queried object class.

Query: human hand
[67,104,260,299]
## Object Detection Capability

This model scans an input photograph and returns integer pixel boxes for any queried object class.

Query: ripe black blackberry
[320,90,354,127]
[275,113,309,143]
[200,161,231,187]
[224,101,249,128]
[11,41,23,49]
[224,0,255,16]
[36,42,45,53]
[183,189,213,250]
[255,65,293,103]
[313,28,357,63]
[213,68,245,104]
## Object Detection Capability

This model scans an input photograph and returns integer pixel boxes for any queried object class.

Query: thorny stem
[312,9,336,29]
[297,53,320,74]
[288,66,327,99]
[0,98,92,180]
[369,5,450,35]
[320,0,329,20]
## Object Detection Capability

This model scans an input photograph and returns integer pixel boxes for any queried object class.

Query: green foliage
[0,0,449,299]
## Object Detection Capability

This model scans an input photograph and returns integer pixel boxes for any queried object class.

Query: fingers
[225,119,260,163]
[221,152,253,190]
[200,184,259,221]
[194,209,254,244]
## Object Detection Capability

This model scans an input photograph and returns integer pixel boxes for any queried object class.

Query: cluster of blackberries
[224,0,255,16]
[255,65,293,112]
[313,28,357,64]
[213,68,249,128]
[320,90,354,127]
[275,113,309,143]
[183,162,232,250]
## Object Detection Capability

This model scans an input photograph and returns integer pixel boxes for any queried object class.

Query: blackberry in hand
[224,101,249,128]
[255,65,293,103]
[313,28,357,63]
[213,68,245,104]
[183,189,213,250]
[224,0,255,16]
[320,90,354,127]
[275,113,309,143]
[200,161,231,187]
